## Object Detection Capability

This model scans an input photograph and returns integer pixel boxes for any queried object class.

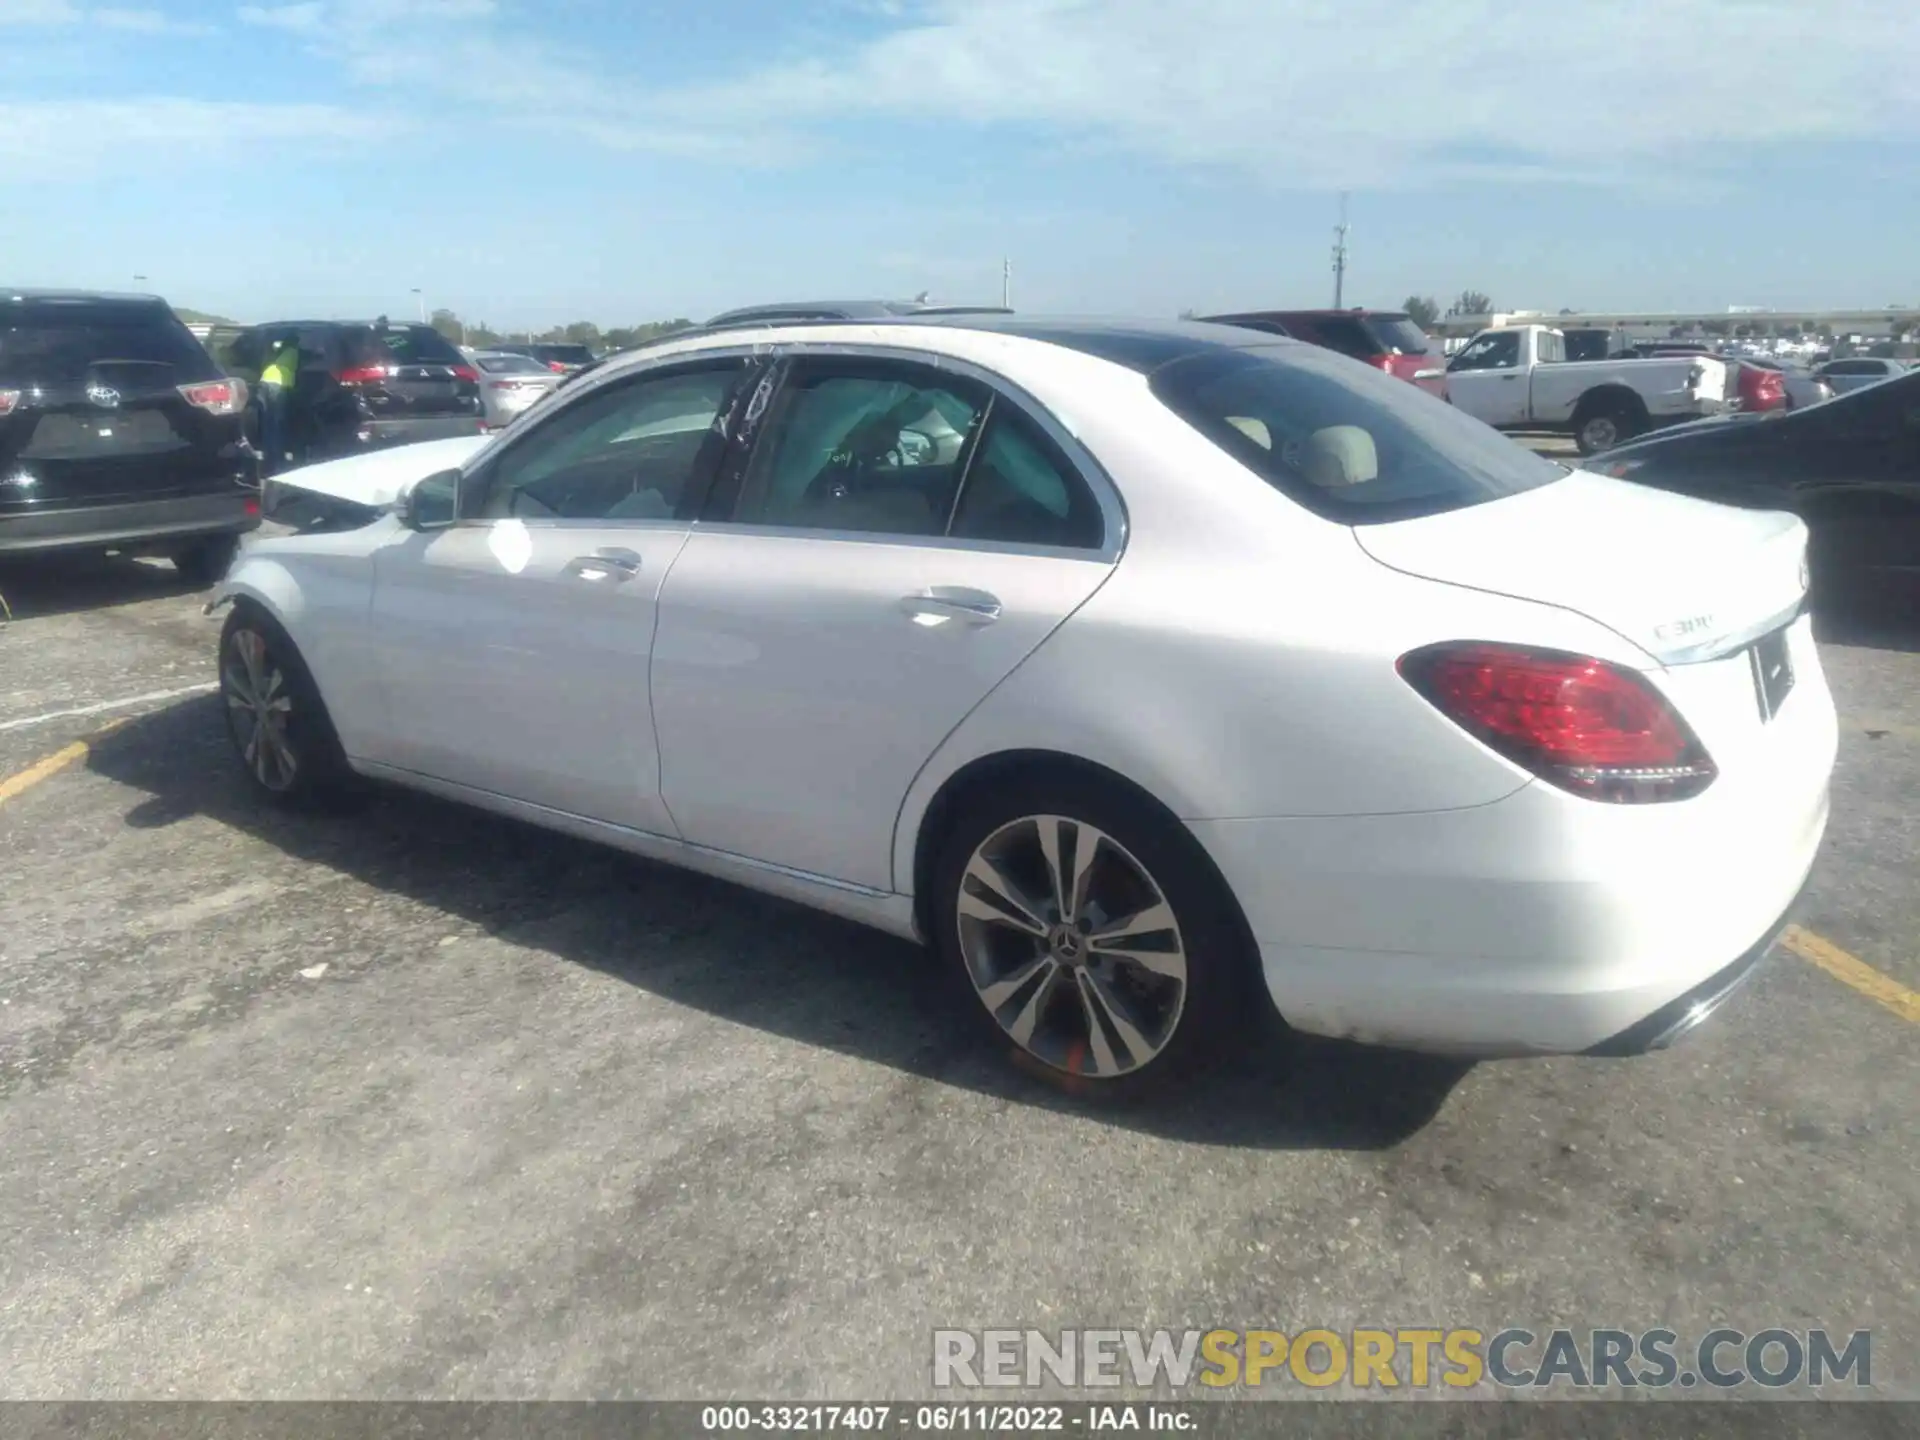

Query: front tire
[217,606,356,809]
[930,776,1267,1101]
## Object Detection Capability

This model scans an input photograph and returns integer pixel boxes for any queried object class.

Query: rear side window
[0,302,218,386]
[347,324,466,367]
[949,410,1104,549]
[1152,344,1566,524]
[1364,316,1431,356]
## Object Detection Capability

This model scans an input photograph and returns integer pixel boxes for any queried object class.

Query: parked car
[1729,359,1788,415]
[486,342,601,374]
[1596,366,1920,609]
[218,320,486,479]
[0,289,257,582]
[472,350,563,428]
[1810,357,1908,395]
[1739,356,1831,411]
[214,314,1834,1098]
[1199,309,1448,400]
[1447,325,1731,454]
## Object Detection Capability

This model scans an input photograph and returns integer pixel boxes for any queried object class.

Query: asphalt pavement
[0,540,1914,1404]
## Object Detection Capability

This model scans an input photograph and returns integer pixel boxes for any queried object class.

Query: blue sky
[4,0,1918,328]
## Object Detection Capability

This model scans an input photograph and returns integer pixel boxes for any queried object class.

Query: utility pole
[1002,257,1011,309]
[1331,193,1350,309]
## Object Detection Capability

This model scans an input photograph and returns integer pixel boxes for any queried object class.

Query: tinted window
[0,302,218,385]
[1564,330,1613,362]
[1306,317,1376,358]
[1449,331,1521,372]
[477,353,547,375]
[1365,316,1431,356]
[475,364,741,521]
[1152,344,1566,523]
[349,324,465,367]
[537,345,596,366]
[731,364,985,536]
[949,410,1104,549]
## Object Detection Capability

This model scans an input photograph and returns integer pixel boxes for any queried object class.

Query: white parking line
[0,683,218,734]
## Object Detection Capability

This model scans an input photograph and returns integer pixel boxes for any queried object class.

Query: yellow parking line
[0,717,127,810]
[1781,925,1920,1026]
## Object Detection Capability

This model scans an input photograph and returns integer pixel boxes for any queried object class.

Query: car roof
[705,300,1014,325]
[241,319,435,330]
[2,287,169,305]
[626,313,1299,377]
[1203,308,1410,321]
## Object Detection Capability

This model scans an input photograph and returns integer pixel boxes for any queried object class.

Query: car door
[649,351,1120,892]
[1784,376,1920,589]
[1444,330,1529,426]
[364,355,758,833]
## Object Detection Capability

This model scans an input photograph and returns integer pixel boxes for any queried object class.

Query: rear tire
[1573,398,1645,456]
[928,774,1271,1103]
[217,604,358,810]
[171,534,240,587]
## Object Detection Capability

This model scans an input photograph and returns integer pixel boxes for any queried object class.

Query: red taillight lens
[1397,642,1716,802]
[336,365,389,384]
[1366,355,1394,372]
[451,364,479,382]
[0,389,18,416]
[178,378,248,415]
[244,496,260,516]
[547,361,567,373]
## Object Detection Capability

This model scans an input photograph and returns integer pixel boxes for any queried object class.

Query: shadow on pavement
[84,694,1470,1152]
[1813,598,1920,656]
[0,552,204,622]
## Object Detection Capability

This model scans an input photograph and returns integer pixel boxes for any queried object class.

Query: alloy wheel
[954,814,1188,1079]
[1581,415,1619,451]
[223,628,298,792]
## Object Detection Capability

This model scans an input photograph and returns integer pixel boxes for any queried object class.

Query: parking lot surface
[0,542,1915,1403]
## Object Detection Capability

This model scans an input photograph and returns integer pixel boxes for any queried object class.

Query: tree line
[424,310,697,353]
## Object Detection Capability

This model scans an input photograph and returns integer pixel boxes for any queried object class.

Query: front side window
[1153,343,1567,523]
[1448,331,1521,372]
[474,363,742,521]
[730,364,986,536]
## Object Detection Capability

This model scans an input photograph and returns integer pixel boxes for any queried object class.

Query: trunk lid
[1353,470,1808,664]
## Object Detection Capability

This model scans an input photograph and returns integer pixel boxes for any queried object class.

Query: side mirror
[392,468,463,530]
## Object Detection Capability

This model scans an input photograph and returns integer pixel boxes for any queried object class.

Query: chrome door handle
[563,548,642,584]
[901,586,1002,624]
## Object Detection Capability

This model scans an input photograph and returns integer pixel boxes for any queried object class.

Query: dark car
[486,342,599,373]
[1595,366,1920,609]
[0,289,258,582]
[1198,308,1448,399]
[218,320,486,473]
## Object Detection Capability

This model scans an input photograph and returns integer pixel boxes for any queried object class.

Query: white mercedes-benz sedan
[207,316,1837,1099]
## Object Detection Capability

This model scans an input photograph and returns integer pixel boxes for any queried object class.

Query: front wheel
[930,777,1268,1101]
[218,606,356,808]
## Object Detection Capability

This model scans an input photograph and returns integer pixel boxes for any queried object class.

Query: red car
[1199,308,1450,400]
[1730,360,1787,414]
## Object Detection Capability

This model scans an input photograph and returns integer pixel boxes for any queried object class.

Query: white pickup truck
[1445,324,1731,455]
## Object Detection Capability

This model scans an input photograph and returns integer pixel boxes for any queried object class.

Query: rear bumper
[1190,654,1837,1057]
[359,416,490,447]
[0,491,259,555]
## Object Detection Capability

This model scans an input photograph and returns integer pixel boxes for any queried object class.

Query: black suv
[0,289,258,582]
[218,319,485,471]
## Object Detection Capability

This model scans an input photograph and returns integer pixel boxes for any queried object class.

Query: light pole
[411,288,427,323]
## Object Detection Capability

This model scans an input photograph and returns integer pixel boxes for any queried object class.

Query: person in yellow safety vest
[257,336,300,477]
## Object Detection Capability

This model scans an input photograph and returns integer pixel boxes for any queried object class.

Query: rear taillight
[1397,642,1717,803]
[336,365,390,384]
[1366,355,1394,372]
[451,364,479,382]
[548,361,567,373]
[178,378,248,415]
[0,389,18,416]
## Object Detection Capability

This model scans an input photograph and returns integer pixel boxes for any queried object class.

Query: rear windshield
[538,345,595,364]
[346,324,467,367]
[1363,315,1431,356]
[1152,344,1567,524]
[0,302,218,386]
[477,353,548,374]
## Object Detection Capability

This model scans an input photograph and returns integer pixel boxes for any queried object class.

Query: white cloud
[0,0,213,32]
[0,98,387,181]
[640,0,1920,187]
[236,1,323,30]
